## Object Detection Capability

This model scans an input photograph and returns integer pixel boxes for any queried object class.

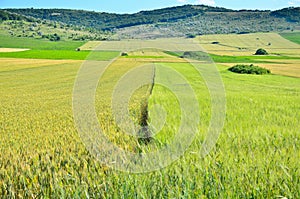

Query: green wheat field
[0,32,299,198]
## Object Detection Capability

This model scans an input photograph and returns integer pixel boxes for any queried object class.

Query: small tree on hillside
[255,48,268,55]
[186,33,196,38]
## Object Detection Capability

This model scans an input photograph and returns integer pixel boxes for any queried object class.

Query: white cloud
[177,0,188,3]
[288,0,300,5]
[195,0,216,6]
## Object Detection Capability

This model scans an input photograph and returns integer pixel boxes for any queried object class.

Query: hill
[270,7,300,22]
[116,10,299,39]
[0,10,34,22]
[0,10,111,41]
[3,5,231,31]
[1,5,300,39]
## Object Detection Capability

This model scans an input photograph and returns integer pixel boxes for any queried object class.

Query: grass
[165,50,300,63]
[124,55,165,58]
[209,54,300,63]
[0,35,121,60]
[0,50,120,60]
[0,58,82,72]
[196,32,300,56]
[280,32,300,45]
[0,34,85,50]
[0,37,299,197]
[0,34,119,60]
[149,62,300,197]
[94,57,155,150]
[79,41,102,50]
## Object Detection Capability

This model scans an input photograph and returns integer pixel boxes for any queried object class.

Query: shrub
[42,33,60,41]
[180,51,208,60]
[228,64,271,75]
[186,33,196,38]
[255,48,268,55]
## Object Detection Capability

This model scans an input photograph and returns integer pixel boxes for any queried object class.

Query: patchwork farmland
[0,6,300,197]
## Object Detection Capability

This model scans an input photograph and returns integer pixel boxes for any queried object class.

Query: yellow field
[0,58,82,72]
[80,37,300,78]
[220,61,300,78]
[123,49,187,63]
[79,41,101,50]
[0,48,29,52]
[197,33,300,56]
[83,38,204,52]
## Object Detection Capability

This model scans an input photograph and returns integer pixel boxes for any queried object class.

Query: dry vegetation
[0,58,82,72]
[78,41,101,50]
[0,48,29,52]
[197,33,300,56]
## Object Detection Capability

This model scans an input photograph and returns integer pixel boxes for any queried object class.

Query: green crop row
[280,32,300,45]
[0,50,120,60]
[0,34,85,50]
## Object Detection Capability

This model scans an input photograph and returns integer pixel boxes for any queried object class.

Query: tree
[186,33,196,38]
[228,64,271,75]
[255,48,268,55]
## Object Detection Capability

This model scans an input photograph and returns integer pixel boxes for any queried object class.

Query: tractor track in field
[138,64,156,144]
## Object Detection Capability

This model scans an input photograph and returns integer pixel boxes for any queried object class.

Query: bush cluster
[255,48,268,55]
[228,64,271,75]
[42,33,60,41]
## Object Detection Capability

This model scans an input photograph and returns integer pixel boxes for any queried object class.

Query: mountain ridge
[1,5,300,39]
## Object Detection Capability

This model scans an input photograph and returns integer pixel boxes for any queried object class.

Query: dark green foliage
[255,48,268,55]
[137,100,153,144]
[3,5,233,31]
[237,31,250,34]
[3,5,300,37]
[228,64,271,75]
[5,5,214,30]
[270,7,300,22]
[186,33,196,38]
[42,33,60,41]
[180,51,210,60]
[0,10,32,21]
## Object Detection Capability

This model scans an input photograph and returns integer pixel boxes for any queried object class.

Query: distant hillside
[0,10,110,41]
[2,5,300,39]
[270,7,300,22]
[0,10,34,22]
[117,10,300,39]
[4,5,233,31]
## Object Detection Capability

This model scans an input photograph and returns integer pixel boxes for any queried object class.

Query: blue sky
[0,0,299,13]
